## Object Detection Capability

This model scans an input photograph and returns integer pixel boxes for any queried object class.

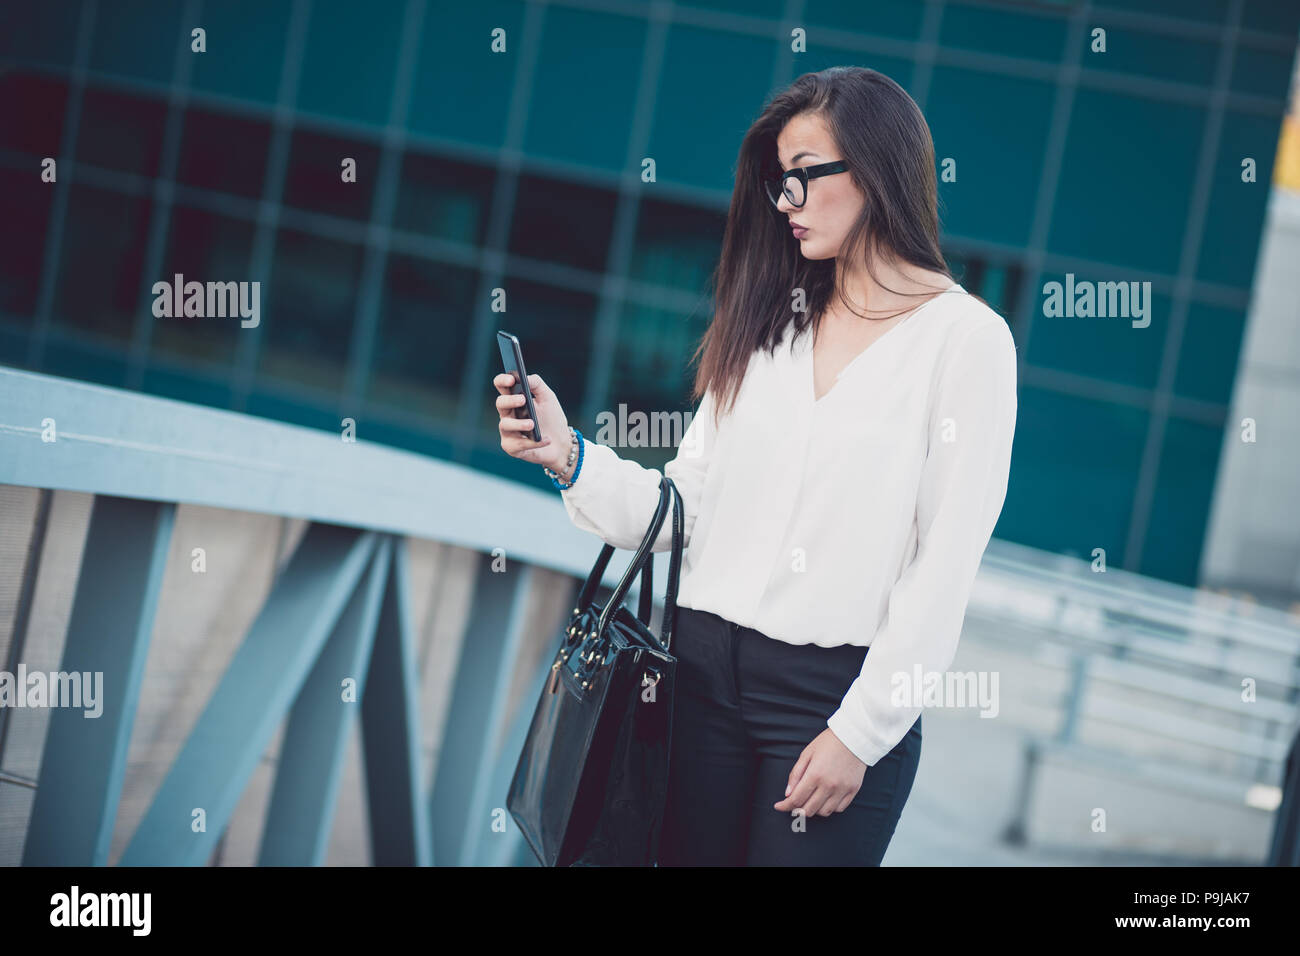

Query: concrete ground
[882,700,1273,866]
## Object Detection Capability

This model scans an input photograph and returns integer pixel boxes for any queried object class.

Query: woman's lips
[792,226,809,238]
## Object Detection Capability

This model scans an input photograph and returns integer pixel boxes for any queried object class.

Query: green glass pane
[1048,88,1202,275]
[1196,110,1285,288]
[928,66,1055,248]
[189,0,293,105]
[1094,0,1227,24]
[1139,417,1224,584]
[88,0,182,85]
[940,3,1069,62]
[523,7,646,171]
[296,0,404,126]
[408,0,526,146]
[1173,302,1245,405]
[650,25,776,193]
[1082,24,1219,88]
[998,385,1149,565]
[804,0,927,40]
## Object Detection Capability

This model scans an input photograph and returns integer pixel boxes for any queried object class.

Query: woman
[494,67,1017,865]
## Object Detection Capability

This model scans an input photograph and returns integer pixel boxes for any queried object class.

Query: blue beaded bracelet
[545,427,584,490]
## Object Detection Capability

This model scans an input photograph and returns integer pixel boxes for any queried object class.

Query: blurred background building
[1,0,1298,866]
[3,0,1299,592]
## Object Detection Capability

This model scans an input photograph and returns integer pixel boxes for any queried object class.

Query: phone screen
[497,331,542,442]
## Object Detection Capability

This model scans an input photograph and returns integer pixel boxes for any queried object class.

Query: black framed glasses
[764,160,848,208]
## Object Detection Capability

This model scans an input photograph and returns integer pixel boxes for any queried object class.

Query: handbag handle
[575,528,661,628]
[637,540,653,625]
[594,475,671,641]
[597,475,683,649]
[574,474,671,616]
[574,475,684,651]
[661,476,684,653]
[577,530,660,629]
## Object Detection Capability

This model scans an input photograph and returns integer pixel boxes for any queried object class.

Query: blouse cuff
[826,706,899,768]
[559,433,611,502]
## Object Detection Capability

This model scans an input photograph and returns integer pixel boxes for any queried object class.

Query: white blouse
[559,282,1018,767]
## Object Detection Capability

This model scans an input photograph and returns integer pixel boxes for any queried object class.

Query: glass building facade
[0,0,1297,587]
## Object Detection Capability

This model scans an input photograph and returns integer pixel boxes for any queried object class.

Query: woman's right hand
[494,372,573,474]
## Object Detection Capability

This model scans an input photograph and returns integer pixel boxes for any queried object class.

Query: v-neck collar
[802,282,962,406]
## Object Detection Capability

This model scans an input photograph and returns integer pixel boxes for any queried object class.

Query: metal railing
[0,364,665,866]
[2,363,1297,864]
[968,540,1300,855]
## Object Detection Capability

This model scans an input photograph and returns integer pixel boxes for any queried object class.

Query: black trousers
[658,606,922,866]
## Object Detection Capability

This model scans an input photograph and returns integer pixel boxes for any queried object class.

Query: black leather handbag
[507,474,684,866]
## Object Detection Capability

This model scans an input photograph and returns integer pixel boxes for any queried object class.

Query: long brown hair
[690,66,953,428]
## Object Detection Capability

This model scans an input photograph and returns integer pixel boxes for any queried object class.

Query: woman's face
[772,112,864,260]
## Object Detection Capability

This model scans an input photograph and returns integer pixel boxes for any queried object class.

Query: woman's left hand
[773,728,867,817]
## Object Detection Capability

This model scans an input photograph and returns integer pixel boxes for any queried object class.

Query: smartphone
[497,331,542,443]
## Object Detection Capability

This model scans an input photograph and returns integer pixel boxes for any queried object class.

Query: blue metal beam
[431,554,534,866]
[361,535,434,866]
[0,365,646,589]
[258,536,393,865]
[119,523,377,865]
[22,495,176,866]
